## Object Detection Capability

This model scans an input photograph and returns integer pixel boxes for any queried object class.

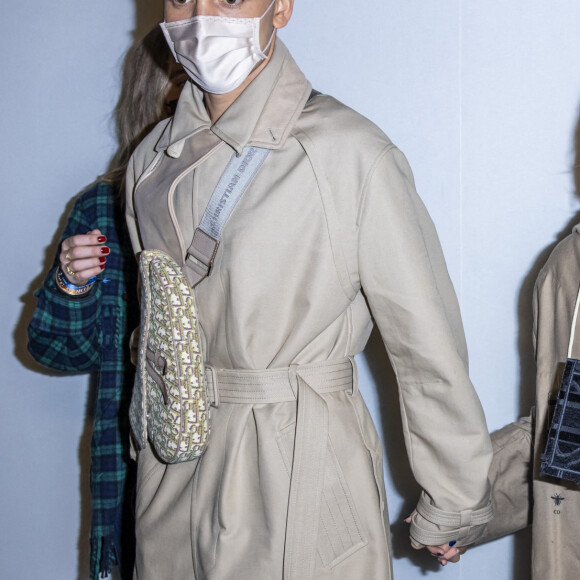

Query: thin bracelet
[55,267,96,297]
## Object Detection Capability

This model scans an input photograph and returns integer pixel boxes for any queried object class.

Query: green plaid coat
[28,182,139,580]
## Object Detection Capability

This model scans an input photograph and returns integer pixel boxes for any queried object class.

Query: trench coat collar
[156,40,312,158]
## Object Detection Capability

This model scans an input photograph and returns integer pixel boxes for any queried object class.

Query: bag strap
[567,282,580,359]
[181,89,323,288]
[182,146,270,288]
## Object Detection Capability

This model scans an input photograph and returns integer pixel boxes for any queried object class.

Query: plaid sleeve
[27,190,103,373]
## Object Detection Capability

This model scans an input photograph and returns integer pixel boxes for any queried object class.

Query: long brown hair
[101,26,177,198]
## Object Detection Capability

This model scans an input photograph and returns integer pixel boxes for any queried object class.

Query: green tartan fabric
[28,182,139,580]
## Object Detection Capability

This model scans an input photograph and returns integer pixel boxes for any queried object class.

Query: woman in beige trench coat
[481,223,580,579]
[126,1,494,578]
[529,225,580,579]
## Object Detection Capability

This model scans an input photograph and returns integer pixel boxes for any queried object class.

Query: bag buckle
[184,228,220,288]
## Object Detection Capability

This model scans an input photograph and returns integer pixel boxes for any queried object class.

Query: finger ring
[65,251,71,261]
[65,263,77,278]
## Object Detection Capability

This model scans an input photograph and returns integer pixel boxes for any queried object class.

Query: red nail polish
[100,265,105,270]
[99,257,107,263]
[100,247,110,255]
[97,236,107,243]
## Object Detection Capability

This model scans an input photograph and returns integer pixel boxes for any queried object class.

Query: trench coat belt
[204,357,358,580]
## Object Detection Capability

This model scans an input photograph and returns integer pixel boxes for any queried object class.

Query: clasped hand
[404,511,468,566]
[59,229,109,285]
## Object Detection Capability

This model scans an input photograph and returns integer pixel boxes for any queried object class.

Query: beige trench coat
[481,226,580,579]
[531,226,580,579]
[126,41,493,579]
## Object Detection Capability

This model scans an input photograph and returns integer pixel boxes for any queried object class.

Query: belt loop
[459,509,473,527]
[288,364,299,399]
[347,356,358,397]
[207,364,220,407]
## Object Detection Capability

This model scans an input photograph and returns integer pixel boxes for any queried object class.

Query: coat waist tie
[205,357,358,580]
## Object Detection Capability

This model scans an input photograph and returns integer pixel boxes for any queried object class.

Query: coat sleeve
[357,145,493,547]
[477,414,533,544]
[27,195,102,374]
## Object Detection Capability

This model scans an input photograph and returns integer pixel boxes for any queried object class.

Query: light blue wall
[0,2,160,579]
[2,1,579,579]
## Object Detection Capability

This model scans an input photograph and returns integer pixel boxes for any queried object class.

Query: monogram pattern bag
[130,250,209,463]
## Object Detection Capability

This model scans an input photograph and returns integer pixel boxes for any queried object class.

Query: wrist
[55,267,96,297]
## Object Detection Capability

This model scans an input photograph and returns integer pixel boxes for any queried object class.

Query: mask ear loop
[256,0,278,59]
[260,0,278,19]
[258,27,276,59]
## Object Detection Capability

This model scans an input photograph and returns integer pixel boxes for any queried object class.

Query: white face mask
[160,0,277,95]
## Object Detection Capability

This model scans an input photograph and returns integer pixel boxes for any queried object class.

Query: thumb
[404,509,417,524]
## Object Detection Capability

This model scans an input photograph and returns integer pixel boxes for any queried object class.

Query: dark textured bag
[541,285,580,484]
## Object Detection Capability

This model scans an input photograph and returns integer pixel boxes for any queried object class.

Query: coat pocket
[276,423,367,568]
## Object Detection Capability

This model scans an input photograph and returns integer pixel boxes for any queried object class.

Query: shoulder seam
[356,144,398,227]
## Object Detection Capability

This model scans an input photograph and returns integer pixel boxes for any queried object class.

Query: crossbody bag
[130,146,270,463]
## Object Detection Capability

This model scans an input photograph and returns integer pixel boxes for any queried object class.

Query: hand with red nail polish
[59,228,109,285]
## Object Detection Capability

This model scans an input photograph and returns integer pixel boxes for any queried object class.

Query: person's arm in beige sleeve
[357,145,494,554]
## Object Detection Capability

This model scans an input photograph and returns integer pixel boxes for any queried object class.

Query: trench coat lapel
[155,40,312,159]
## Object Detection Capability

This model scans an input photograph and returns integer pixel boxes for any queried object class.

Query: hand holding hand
[404,511,468,566]
[59,229,109,286]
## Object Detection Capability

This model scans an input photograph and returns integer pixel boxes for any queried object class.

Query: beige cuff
[409,491,494,547]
